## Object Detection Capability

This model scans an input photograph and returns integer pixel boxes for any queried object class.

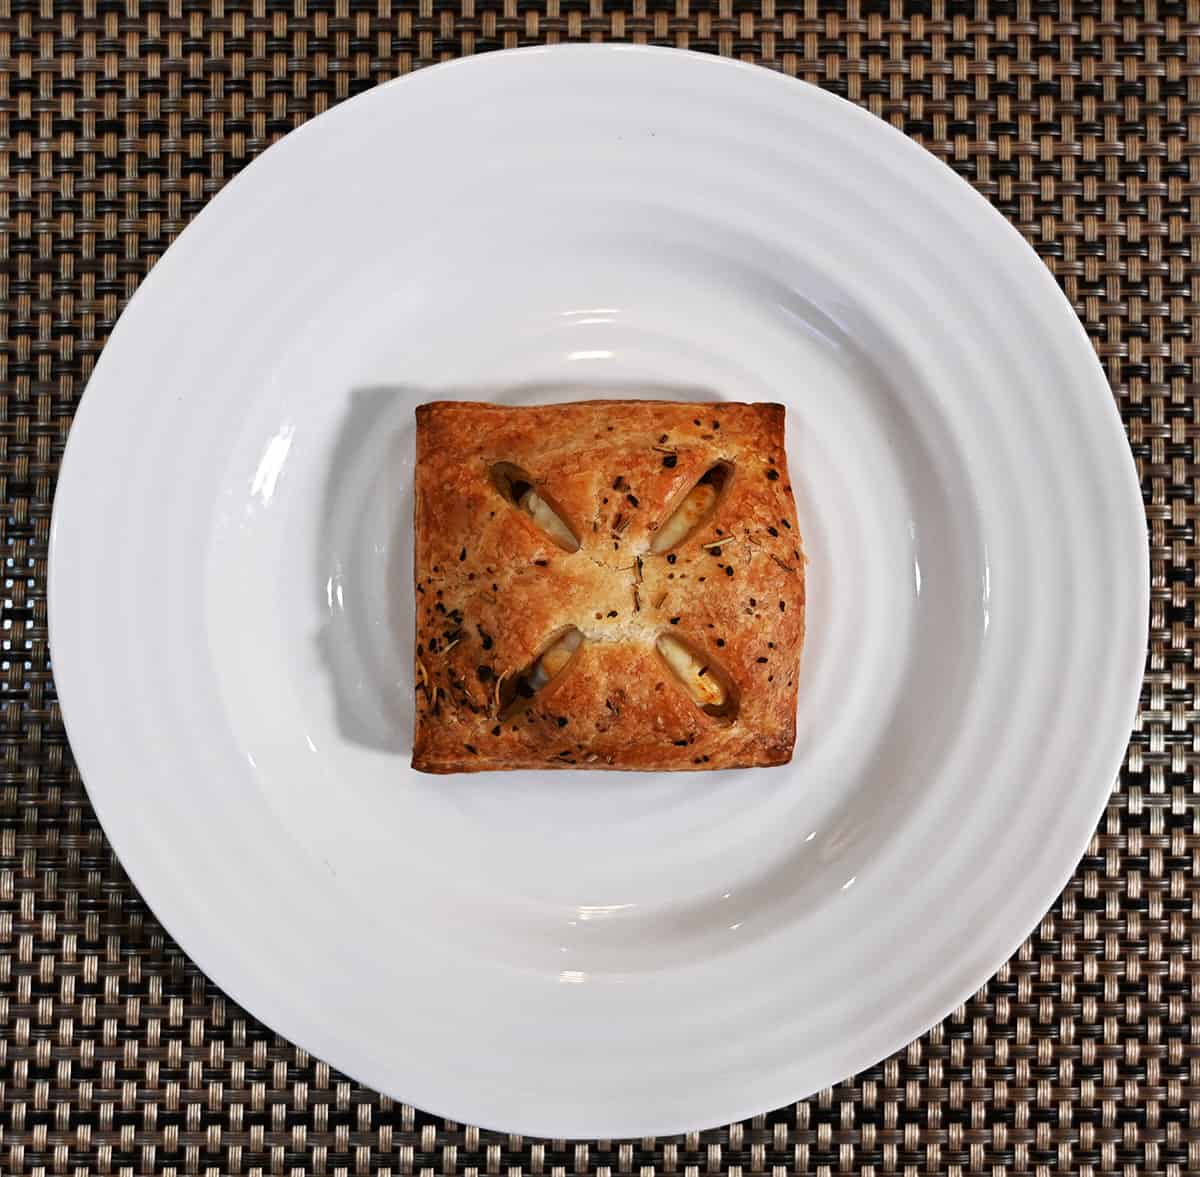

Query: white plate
[49,45,1147,1138]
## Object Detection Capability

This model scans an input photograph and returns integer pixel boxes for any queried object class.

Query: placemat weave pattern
[0,2,1180,1173]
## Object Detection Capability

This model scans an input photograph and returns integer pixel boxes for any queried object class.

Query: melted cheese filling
[656,634,726,708]
[528,627,584,691]
[518,486,579,552]
[650,482,718,553]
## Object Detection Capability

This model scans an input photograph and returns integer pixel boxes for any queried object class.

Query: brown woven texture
[0,0,1183,1172]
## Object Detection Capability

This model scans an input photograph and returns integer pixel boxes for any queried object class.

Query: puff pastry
[412,400,806,772]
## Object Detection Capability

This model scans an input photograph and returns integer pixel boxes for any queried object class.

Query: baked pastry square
[412,400,806,772]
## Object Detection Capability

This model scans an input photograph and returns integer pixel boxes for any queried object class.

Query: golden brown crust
[412,400,806,772]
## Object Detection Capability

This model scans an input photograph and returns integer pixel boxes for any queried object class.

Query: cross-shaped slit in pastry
[655,632,739,721]
[648,461,733,553]
[498,626,585,720]
[490,458,742,724]
[490,461,580,552]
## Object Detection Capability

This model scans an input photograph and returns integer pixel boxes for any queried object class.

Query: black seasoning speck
[673,739,688,747]
[464,744,478,755]
[607,610,618,617]
[725,566,734,577]
[479,629,494,650]
[659,434,669,443]
[709,546,721,557]
[750,598,757,606]
[662,454,677,468]
[712,420,720,430]
[667,553,677,565]
[627,494,639,508]
[767,526,779,537]
[693,418,701,426]
[780,518,791,529]
[534,559,548,567]
[491,725,501,736]
[716,638,725,647]
[459,547,468,560]
[612,475,625,491]
[670,616,681,625]
[557,717,568,728]
[477,666,493,682]
[779,600,786,612]
[756,657,768,664]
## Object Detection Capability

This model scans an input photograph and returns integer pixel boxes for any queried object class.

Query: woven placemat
[0,1,1184,1173]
